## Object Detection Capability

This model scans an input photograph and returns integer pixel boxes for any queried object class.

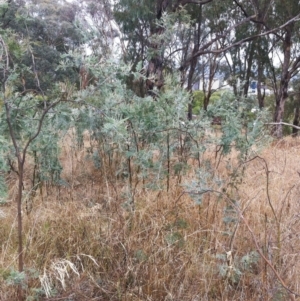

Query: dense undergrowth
[0,54,298,301]
[2,128,300,300]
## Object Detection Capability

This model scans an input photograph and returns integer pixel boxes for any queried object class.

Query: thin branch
[180,14,257,69]
[233,0,250,19]
[173,0,213,11]
[0,35,22,162]
[179,0,213,5]
[0,34,9,74]
[22,99,62,164]
[266,122,300,130]
[290,56,300,76]
[240,211,299,299]
[233,0,274,29]
[180,13,300,70]
[257,156,278,224]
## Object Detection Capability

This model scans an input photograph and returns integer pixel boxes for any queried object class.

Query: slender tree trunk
[244,18,266,99]
[274,95,287,138]
[4,102,25,300]
[17,160,24,301]
[230,52,240,97]
[293,106,300,137]
[256,24,266,109]
[292,106,300,137]
[146,0,169,96]
[17,162,24,272]
[1,38,25,300]
[187,55,198,120]
[187,6,202,120]
[257,62,265,109]
[203,86,212,111]
[273,24,293,138]
[203,55,218,111]
[243,40,256,97]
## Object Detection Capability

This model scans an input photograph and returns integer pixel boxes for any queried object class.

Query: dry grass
[1,134,300,300]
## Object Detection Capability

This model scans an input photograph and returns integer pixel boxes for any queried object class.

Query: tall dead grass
[1,134,300,300]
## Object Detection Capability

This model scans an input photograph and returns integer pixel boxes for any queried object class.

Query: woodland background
[1,0,300,300]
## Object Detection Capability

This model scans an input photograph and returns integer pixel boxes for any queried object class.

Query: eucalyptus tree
[73,0,124,59]
[112,0,300,135]
[1,0,83,93]
[114,0,218,97]
[267,0,300,137]
[290,78,300,135]
[114,0,164,96]
[184,0,230,114]
[114,0,155,64]
[249,0,275,109]
[113,1,265,100]
[200,0,270,111]
[0,1,81,299]
[231,0,300,133]
[0,31,72,301]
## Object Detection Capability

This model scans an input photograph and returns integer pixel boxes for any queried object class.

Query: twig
[266,122,300,130]
[240,211,299,299]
